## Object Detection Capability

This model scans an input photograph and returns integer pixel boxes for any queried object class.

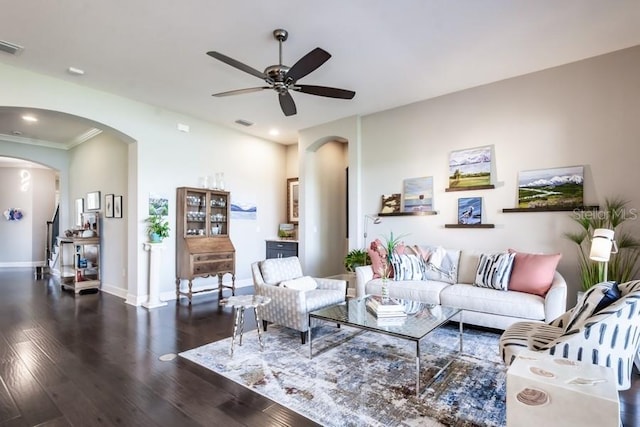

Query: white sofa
[356,249,567,330]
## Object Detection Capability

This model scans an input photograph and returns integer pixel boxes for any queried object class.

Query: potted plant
[565,198,640,291]
[146,214,170,243]
[344,249,369,272]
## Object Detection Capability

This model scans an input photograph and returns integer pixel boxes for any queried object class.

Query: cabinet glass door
[209,193,228,236]
[185,190,206,236]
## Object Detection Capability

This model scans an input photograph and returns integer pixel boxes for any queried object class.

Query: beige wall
[69,132,128,296]
[302,45,640,304]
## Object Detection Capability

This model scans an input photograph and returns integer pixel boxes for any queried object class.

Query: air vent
[234,119,254,127]
[0,40,24,55]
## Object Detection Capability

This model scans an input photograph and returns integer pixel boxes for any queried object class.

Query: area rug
[179,323,507,427]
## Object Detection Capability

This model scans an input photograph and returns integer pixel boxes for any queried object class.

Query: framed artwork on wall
[380,193,401,214]
[287,177,299,224]
[114,195,123,218]
[448,146,493,190]
[402,176,433,212]
[517,165,584,209]
[86,191,101,210]
[105,194,114,218]
[458,197,482,224]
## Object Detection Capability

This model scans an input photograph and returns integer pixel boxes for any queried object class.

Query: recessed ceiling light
[269,128,280,136]
[22,115,38,122]
[67,66,85,75]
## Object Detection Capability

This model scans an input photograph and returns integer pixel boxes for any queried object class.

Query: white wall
[304,46,640,305]
[0,62,286,304]
[0,164,56,265]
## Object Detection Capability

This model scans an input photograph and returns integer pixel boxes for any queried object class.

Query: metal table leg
[416,341,421,397]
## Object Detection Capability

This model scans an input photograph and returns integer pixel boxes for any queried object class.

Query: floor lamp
[589,228,618,283]
[363,214,382,250]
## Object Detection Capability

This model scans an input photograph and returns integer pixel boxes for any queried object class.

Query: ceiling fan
[207,29,355,117]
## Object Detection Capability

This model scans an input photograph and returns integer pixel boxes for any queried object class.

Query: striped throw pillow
[391,252,426,281]
[474,252,515,290]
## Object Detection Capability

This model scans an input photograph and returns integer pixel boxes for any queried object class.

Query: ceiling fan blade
[286,48,331,83]
[295,85,356,99]
[207,51,267,80]
[279,91,297,116]
[212,87,269,97]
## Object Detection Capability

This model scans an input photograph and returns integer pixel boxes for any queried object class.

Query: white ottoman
[507,350,619,427]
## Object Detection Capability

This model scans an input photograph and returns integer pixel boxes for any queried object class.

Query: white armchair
[251,256,346,344]
[500,280,640,390]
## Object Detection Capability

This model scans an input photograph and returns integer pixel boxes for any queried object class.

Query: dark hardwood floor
[0,268,638,426]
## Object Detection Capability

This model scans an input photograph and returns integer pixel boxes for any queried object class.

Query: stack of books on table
[366,295,407,319]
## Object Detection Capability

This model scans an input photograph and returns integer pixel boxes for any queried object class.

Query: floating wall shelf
[502,205,599,213]
[378,211,438,217]
[444,224,495,229]
[445,185,495,192]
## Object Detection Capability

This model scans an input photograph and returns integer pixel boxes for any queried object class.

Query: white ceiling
[0,0,639,147]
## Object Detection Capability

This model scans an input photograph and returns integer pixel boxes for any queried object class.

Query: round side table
[222,295,271,356]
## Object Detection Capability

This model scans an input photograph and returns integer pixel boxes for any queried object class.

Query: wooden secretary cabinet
[175,187,235,304]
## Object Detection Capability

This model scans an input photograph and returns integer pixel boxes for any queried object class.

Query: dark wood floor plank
[0,359,62,426]
[0,376,19,425]
[11,341,68,389]
[45,381,116,427]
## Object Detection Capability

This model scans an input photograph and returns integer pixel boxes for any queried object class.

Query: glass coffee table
[309,296,463,396]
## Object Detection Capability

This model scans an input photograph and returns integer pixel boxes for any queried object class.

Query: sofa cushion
[507,250,562,297]
[260,256,303,284]
[280,276,318,291]
[365,278,448,305]
[441,284,545,320]
[474,252,515,290]
[458,250,482,284]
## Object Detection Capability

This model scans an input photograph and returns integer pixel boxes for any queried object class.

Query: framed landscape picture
[448,146,492,189]
[380,193,401,214]
[403,176,433,212]
[518,165,584,209]
[458,197,482,225]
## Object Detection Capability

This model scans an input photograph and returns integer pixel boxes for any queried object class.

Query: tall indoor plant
[565,198,640,290]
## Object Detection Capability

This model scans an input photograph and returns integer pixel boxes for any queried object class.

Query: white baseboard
[160,277,253,302]
[100,283,128,300]
[0,261,46,268]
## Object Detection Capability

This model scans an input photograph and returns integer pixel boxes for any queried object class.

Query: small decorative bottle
[381,278,390,301]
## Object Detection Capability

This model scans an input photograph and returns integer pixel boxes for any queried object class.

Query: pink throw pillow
[368,239,388,279]
[507,249,562,297]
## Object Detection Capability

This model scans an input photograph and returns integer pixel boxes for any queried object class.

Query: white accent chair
[251,256,346,344]
[500,280,640,390]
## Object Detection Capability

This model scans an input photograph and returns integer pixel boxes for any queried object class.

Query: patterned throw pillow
[279,276,318,291]
[423,246,460,284]
[474,252,516,290]
[390,252,425,280]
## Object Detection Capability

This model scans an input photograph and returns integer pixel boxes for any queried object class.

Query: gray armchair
[251,256,346,344]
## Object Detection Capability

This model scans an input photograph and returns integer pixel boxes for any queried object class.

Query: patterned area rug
[179,323,507,427]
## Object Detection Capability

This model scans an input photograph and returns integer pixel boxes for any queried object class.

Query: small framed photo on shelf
[105,194,114,218]
[458,197,482,225]
[380,193,401,214]
[114,195,123,218]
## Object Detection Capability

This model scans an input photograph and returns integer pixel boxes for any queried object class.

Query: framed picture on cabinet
[86,191,101,211]
[114,195,123,218]
[75,198,84,227]
[105,194,114,218]
[287,177,299,224]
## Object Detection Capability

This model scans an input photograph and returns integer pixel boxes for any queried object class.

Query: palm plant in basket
[565,198,640,291]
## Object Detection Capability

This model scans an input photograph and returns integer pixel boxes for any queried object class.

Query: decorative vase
[381,278,390,301]
[150,233,162,243]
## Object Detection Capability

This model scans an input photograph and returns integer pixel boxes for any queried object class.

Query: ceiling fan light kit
[207,29,355,116]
